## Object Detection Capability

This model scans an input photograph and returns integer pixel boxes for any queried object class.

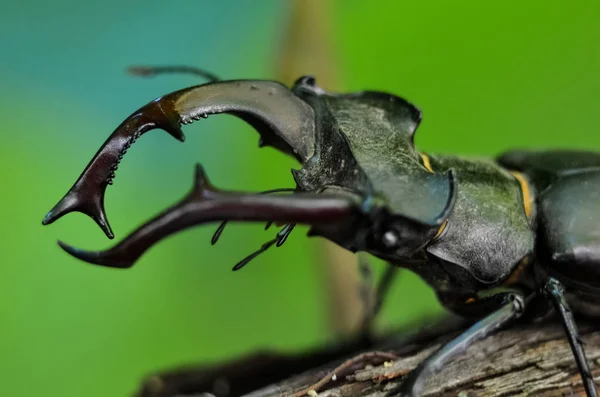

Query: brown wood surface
[243,321,600,397]
[137,319,599,397]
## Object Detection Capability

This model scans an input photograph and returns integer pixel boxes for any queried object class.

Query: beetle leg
[544,278,598,397]
[388,292,527,397]
[42,80,317,239]
[56,164,363,269]
[360,263,400,334]
[127,65,221,83]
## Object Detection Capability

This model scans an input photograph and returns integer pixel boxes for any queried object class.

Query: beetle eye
[382,230,399,248]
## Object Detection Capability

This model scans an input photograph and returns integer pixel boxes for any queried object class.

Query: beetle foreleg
[388,292,527,397]
[360,263,399,334]
[55,164,363,269]
[128,65,221,82]
[544,278,598,397]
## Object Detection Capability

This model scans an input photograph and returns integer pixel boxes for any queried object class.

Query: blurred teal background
[1,1,599,396]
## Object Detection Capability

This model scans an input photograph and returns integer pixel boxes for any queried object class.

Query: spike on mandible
[42,188,114,239]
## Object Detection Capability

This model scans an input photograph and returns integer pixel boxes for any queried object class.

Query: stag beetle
[42,69,599,397]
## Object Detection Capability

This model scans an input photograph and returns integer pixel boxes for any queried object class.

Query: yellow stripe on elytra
[510,171,533,219]
[419,153,434,173]
[419,153,448,242]
[433,220,448,241]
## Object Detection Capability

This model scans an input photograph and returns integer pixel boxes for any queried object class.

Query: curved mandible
[42,80,317,239]
[57,164,362,268]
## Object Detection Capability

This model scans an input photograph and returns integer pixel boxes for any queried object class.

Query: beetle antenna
[232,224,296,271]
[276,223,296,247]
[127,65,221,83]
[210,221,227,245]
[232,238,277,271]
[211,188,297,245]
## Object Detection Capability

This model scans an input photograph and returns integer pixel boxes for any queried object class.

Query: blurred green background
[1,1,599,396]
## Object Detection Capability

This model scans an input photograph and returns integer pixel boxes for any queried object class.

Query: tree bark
[137,319,599,397]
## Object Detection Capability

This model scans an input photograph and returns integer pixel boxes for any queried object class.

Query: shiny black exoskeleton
[42,73,599,396]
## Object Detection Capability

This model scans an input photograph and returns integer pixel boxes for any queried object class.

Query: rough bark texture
[242,321,600,397]
[137,319,599,397]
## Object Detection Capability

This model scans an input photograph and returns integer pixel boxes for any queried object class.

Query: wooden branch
[136,319,600,397]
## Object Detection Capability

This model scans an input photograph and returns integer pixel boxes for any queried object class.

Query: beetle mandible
[42,72,600,397]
